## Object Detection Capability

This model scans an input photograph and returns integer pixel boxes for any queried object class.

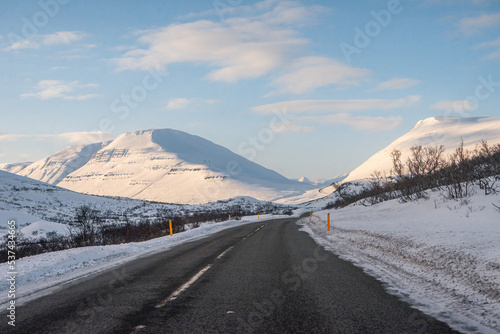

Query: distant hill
[344,116,500,182]
[2,128,313,204]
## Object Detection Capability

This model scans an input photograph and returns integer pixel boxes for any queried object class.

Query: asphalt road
[1,218,461,333]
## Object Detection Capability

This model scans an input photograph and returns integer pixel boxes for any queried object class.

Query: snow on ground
[0,210,70,239]
[19,221,71,240]
[299,187,500,334]
[0,214,281,308]
[0,210,44,229]
[0,170,294,226]
[274,185,336,205]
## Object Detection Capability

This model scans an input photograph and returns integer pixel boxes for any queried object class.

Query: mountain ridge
[3,128,315,204]
[344,116,500,182]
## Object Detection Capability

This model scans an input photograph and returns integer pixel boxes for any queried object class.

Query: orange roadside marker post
[310,211,313,216]
[169,220,173,236]
[229,214,231,221]
[327,213,330,232]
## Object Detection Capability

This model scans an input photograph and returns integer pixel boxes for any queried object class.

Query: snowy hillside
[344,116,500,182]
[0,170,293,234]
[13,141,110,184]
[296,176,314,185]
[53,129,312,204]
[0,162,31,174]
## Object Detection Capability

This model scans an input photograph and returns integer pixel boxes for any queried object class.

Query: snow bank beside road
[299,190,500,334]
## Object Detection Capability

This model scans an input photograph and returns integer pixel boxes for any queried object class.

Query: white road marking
[131,325,146,333]
[155,264,212,308]
[216,246,234,260]
[155,245,235,308]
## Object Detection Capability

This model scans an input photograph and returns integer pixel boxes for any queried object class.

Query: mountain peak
[47,127,313,204]
[344,116,500,182]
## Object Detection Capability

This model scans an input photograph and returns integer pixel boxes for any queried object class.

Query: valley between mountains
[1,116,499,333]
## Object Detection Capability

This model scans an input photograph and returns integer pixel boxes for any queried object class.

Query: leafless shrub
[331,140,500,210]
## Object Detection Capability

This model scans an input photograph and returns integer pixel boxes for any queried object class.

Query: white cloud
[49,66,68,71]
[40,132,114,144]
[5,31,86,51]
[271,56,372,94]
[431,100,477,112]
[112,1,327,82]
[273,121,315,133]
[257,0,328,26]
[182,0,327,26]
[21,80,99,101]
[114,20,306,82]
[166,98,191,110]
[0,132,112,145]
[0,134,28,142]
[252,96,421,114]
[474,37,500,59]
[375,78,421,90]
[300,114,402,132]
[459,12,500,36]
[252,96,416,132]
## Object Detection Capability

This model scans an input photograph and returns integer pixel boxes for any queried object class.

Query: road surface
[1,218,460,333]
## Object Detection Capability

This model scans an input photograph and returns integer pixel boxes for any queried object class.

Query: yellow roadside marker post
[169,220,173,236]
[310,211,313,216]
[229,214,231,221]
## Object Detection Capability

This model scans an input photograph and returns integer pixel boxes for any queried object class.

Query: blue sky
[1,0,499,180]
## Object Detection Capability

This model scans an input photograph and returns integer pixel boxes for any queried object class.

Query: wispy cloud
[273,121,315,133]
[458,12,500,36]
[252,96,417,132]
[5,31,86,51]
[39,132,114,144]
[21,80,99,101]
[474,37,500,59]
[253,96,421,114]
[430,100,477,112]
[113,1,330,82]
[271,56,371,94]
[114,21,305,82]
[0,134,28,142]
[300,114,402,132]
[375,78,421,91]
[165,97,220,111]
[166,98,191,110]
[181,0,327,26]
[0,132,113,144]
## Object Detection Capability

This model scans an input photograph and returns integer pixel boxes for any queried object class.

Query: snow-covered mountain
[11,128,313,204]
[296,176,314,185]
[0,162,32,174]
[14,142,111,185]
[295,174,347,187]
[344,116,500,182]
[0,170,293,231]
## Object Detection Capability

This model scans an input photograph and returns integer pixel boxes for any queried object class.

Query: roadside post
[328,213,330,231]
[169,220,173,236]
